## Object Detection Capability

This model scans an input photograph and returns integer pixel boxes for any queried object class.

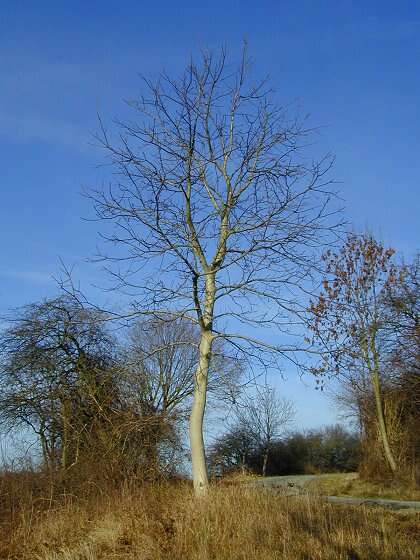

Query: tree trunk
[369,336,397,473]
[189,331,212,495]
[371,369,397,473]
[262,450,269,477]
[40,430,52,472]
[61,399,70,472]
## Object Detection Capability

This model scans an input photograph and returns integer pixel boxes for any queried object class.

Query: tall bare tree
[88,48,337,494]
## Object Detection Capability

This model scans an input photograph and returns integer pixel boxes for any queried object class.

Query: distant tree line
[209,424,360,477]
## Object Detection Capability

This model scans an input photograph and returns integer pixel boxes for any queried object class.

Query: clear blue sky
[1,1,419,431]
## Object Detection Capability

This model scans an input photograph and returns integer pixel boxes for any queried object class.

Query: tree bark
[241,453,247,474]
[362,335,397,474]
[369,336,397,473]
[39,430,52,472]
[189,331,212,495]
[60,398,71,472]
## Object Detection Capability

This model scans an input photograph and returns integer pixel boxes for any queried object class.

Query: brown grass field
[1,475,419,560]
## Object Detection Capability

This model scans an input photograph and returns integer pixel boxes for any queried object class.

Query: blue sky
[0,1,419,431]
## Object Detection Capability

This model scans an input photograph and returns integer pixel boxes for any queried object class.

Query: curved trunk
[371,369,397,473]
[189,331,212,495]
[369,336,397,473]
[363,335,397,474]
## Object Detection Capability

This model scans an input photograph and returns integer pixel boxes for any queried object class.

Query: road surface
[249,474,420,511]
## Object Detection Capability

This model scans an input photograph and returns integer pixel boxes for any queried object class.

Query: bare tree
[235,386,295,476]
[120,317,242,472]
[123,317,198,418]
[0,297,117,473]
[208,425,255,476]
[123,317,242,416]
[88,48,338,494]
[0,298,191,481]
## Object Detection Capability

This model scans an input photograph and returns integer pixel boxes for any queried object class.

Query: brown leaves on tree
[307,232,401,379]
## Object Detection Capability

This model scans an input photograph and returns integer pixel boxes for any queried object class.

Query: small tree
[123,317,198,417]
[124,316,241,417]
[208,426,255,476]
[235,386,295,476]
[308,232,401,473]
[121,317,241,472]
[89,48,337,493]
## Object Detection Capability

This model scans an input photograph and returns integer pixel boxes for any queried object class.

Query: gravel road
[249,474,420,511]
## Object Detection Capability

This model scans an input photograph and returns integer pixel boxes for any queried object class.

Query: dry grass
[308,472,420,501]
[1,479,419,560]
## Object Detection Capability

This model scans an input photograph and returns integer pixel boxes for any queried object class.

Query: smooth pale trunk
[189,331,212,495]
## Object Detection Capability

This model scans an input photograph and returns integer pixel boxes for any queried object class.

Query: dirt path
[249,474,420,511]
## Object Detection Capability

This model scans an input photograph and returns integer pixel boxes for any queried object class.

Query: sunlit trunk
[189,331,212,495]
